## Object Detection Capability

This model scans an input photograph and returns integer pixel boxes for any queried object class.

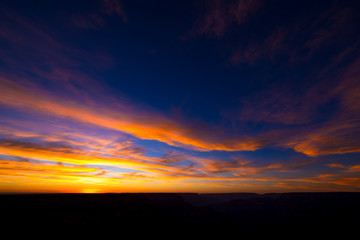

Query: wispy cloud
[326,162,344,168]
[72,13,105,29]
[189,0,261,37]
[230,2,360,66]
[0,77,261,152]
[230,28,287,65]
[103,0,127,21]
[71,0,127,29]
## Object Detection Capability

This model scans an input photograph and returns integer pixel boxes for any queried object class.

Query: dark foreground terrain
[1,192,359,234]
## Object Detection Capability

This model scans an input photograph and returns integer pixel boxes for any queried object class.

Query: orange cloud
[285,120,360,156]
[0,159,100,176]
[326,162,345,168]
[346,165,360,173]
[0,140,178,175]
[0,77,259,152]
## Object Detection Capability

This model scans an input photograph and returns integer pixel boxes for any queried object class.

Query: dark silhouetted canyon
[1,192,359,234]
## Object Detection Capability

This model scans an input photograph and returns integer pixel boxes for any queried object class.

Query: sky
[0,0,360,193]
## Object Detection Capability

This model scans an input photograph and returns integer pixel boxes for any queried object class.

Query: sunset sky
[1,0,360,193]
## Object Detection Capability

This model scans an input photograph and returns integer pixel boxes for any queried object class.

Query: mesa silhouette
[1,192,359,232]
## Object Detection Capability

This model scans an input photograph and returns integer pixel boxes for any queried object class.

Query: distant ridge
[1,192,360,234]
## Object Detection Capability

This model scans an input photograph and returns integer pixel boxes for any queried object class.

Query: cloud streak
[0,77,260,152]
[189,0,261,37]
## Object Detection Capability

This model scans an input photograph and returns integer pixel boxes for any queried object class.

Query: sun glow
[81,188,101,193]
